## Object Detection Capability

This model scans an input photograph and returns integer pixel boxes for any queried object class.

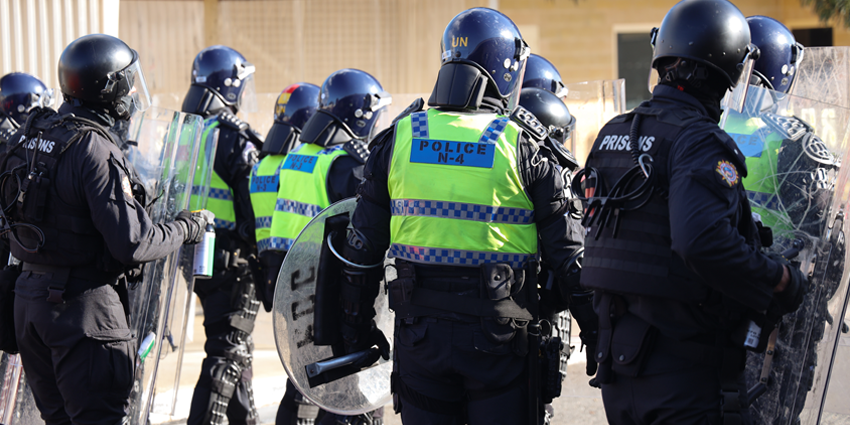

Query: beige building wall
[499,0,849,86]
[0,0,119,90]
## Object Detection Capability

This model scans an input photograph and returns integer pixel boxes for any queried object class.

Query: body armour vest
[581,106,711,302]
[0,108,140,271]
[270,143,348,252]
[387,109,537,270]
[190,117,237,231]
[249,153,285,254]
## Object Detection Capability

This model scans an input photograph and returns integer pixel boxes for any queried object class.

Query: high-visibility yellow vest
[388,109,537,269]
[249,154,285,254]
[189,117,237,230]
[269,143,348,251]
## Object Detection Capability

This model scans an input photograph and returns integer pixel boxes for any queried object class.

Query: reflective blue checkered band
[478,117,510,144]
[275,198,323,218]
[257,237,294,254]
[318,145,345,155]
[390,199,534,224]
[411,112,429,138]
[269,237,295,251]
[255,216,273,229]
[214,218,236,231]
[191,186,203,196]
[389,243,531,269]
[747,191,780,211]
[208,188,233,201]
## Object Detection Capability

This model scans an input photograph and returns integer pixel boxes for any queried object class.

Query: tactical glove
[768,252,809,315]
[569,292,599,377]
[175,209,213,244]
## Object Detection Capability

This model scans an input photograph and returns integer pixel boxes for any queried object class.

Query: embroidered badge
[715,160,739,187]
[122,175,134,199]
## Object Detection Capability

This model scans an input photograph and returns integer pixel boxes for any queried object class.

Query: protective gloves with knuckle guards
[768,252,809,315]
[339,258,389,367]
[175,209,214,244]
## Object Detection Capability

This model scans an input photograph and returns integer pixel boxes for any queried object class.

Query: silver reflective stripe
[388,243,531,269]
[390,199,534,224]
[274,198,323,218]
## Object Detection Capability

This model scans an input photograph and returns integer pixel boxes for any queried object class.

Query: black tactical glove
[768,253,809,315]
[340,319,391,367]
[175,209,213,244]
[569,292,599,377]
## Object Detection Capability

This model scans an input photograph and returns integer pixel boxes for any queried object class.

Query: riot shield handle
[304,347,384,388]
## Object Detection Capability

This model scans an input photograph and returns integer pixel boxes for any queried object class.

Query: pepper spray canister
[193,223,216,278]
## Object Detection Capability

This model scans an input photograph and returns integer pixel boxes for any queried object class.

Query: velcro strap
[411,287,532,320]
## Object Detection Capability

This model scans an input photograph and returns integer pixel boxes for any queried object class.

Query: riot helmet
[58,34,151,120]
[0,73,54,125]
[649,0,758,93]
[300,69,391,146]
[519,87,575,146]
[523,54,567,99]
[181,45,257,117]
[263,83,320,155]
[429,8,530,111]
[747,16,804,94]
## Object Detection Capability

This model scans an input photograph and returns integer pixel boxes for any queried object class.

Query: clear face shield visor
[237,66,258,113]
[120,58,152,113]
[723,44,761,114]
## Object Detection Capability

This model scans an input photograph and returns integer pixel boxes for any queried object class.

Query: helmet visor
[239,74,258,113]
[125,59,151,113]
[724,44,760,114]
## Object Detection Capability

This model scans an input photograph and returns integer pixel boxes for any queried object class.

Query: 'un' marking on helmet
[452,36,468,48]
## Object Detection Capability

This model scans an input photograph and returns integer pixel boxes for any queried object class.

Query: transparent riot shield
[790,46,850,424]
[273,198,393,415]
[122,107,208,425]
[562,79,627,165]
[720,83,850,425]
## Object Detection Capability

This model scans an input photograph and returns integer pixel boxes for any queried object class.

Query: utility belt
[21,262,122,302]
[387,260,533,322]
[213,229,250,272]
[595,292,747,425]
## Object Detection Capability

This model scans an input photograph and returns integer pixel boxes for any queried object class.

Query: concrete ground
[149,304,850,425]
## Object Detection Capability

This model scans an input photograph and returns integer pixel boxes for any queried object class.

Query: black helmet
[182,45,257,116]
[523,54,567,98]
[58,34,150,120]
[430,8,530,111]
[519,87,575,145]
[263,83,320,155]
[651,0,757,89]
[0,73,54,125]
[300,69,391,146]
[747,16,804,94]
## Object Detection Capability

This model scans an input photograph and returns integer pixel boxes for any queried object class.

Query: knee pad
[205,361,241,425]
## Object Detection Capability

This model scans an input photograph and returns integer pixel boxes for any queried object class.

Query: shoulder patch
[510,106,547,142]
[715,160,739,188]
[343,139,370,164]
[121,174,136,202]
[391,98,425,126]
[761,113,810,142]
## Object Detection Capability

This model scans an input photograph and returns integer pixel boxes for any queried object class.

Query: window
[617,32,654,110]
[792,28,833,47]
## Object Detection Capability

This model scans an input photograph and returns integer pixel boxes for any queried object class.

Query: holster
[0,263,21,353]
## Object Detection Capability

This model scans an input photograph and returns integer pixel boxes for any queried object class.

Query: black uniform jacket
[584,85,784,340]
[5,104,186,267]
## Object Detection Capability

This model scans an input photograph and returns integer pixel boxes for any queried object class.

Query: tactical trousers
[188,266,260,425]
[14,271,134,425]
[394,317,527,425]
